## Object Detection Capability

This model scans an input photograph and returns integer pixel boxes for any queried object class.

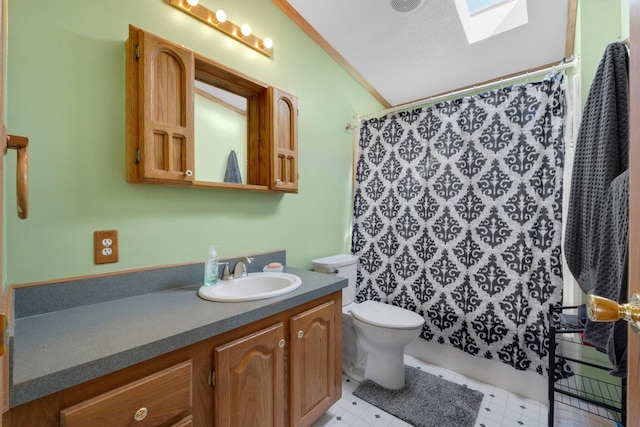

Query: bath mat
[352,366,484,427]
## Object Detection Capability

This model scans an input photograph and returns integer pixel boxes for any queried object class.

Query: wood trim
[125,177,270,191]
[0,0,7,416]
[0,285,13,413]
[191,180,268,191]
[194,54,268,95]
[1,288,12,338]
[125,26,142,183]
[628,0,640,423]
[271,0,391,108]
[0,287,11,414]
[564,0,578,59]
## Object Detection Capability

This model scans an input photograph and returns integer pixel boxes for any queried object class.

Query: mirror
[126,25,299,192]
[194,81,247,184]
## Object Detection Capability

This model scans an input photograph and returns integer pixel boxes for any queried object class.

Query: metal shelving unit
[548,305,626,426]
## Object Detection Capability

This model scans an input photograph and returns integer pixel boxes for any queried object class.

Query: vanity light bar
[169,0,274,58]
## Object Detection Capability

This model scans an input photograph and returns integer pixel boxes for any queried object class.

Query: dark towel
[563,42,629,376]
[224,150,242,184]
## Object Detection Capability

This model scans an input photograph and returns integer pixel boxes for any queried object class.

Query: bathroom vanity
[2,254,344,426]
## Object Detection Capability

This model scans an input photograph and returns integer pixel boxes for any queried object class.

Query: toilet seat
[349,300,424,330]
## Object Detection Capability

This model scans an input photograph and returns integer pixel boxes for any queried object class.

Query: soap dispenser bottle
[204,245,219,286]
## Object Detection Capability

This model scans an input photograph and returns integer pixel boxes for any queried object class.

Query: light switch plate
[94,230,118,264]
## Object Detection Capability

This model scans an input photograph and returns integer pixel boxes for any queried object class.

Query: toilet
[312,254,424,390]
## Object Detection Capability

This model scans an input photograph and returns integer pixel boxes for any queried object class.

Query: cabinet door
[137,27,195,183]
[289,301,339,427]
[269,87,298,193]
[214,323,285,427]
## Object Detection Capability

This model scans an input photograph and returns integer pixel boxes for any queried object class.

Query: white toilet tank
[311,254,358,306]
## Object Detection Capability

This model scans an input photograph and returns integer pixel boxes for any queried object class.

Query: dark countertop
[9,266,346,408]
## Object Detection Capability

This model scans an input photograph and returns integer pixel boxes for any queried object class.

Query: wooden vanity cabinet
[213,299,339,427]
[3,292,341,427]
[126,25,299,193]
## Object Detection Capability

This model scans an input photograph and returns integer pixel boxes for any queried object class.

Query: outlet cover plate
[94,230,118,264]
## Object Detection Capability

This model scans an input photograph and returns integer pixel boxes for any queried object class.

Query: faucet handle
[219,262,232,280]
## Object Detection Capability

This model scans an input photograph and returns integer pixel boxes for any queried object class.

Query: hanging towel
[563,42,629,376]
[223,149,243,184]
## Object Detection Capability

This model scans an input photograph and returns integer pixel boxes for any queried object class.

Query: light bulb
[215,9,227,23]
[262,37,273,49]
[240,24,251,37]
[186,0,198,6]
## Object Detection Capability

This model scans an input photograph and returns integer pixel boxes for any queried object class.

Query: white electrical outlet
[94,230,118,264]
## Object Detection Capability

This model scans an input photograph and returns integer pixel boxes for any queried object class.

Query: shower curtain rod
[357,57,578,122]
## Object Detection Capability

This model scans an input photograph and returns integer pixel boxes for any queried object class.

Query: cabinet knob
[278,338,285,348]
[133,407,148,421]
[297,330,304,339]
[185,169,193,177]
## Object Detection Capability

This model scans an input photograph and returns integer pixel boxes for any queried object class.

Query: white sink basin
[197,272,302,302]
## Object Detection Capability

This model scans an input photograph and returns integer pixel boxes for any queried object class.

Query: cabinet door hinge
[135,148,141,164]
[209,369,216,386]
[135,45,140,60]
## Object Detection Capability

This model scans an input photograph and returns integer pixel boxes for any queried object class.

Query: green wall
[579,0,628,103]
[4,0,382,285]
[2,0,632,288]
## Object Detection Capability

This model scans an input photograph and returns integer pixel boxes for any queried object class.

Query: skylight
[454,0,528,44]
[465,0,511,15]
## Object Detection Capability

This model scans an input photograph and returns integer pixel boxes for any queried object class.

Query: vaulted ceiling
[275,0,575,108]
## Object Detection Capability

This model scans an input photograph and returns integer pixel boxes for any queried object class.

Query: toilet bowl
[312,254,425,390]
[348,300,423,389]
[341,304,367,382]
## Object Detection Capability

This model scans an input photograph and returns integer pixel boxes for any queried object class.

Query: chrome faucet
[229,256,252,279]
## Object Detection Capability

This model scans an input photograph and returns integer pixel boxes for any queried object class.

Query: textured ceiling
[284,0,572,107]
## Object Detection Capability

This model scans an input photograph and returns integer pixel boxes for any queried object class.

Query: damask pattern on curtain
[351,74,566,375]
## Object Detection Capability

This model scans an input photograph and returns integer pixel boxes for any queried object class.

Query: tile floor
[311,354,551,427]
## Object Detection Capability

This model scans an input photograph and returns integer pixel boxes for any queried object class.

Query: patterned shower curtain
[351,74,567,375]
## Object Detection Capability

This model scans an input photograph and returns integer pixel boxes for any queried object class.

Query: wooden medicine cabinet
[126,25,298,193]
